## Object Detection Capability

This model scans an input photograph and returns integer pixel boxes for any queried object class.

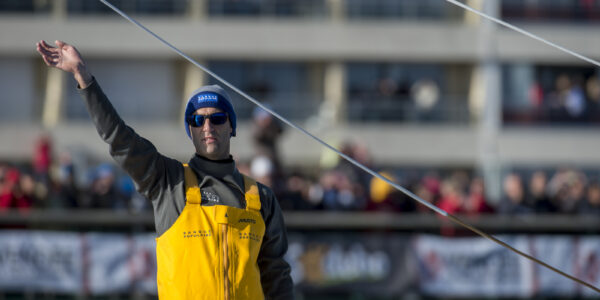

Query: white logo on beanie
[197,94,218,102]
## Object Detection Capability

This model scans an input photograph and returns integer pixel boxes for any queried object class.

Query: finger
[39,40,55,51]
[38,41,59,57]
[36,44,58,58]
[41,54,56,67]
[55,40,66,49]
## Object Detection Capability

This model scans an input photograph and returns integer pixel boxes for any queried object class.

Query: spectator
[463,176,494,215]
[437,177,464,215]
[252,105,284,171]
[367,171,415,212]
[280,171,323,211]
[548,168,587,214]
[19,172,39,209]
[0,168,33,212]
[32,134,52,184]
[436,177,466,236]
[586,75,600,122]
[87,163,122,210]
[320,169,366,211]
[578,180,600,215]
[498,173,532,214]
[414,173,441,214]
[547,73,571,122]
[529,81,544,109]
[250,155,275,189]
[316,140,371,211]
[527,171,556,213]
[565,76,586,121]
[410,78,440,121]
[44,151,80,209]
[376,77,398,99]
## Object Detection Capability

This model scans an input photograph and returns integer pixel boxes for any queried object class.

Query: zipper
[222,223,230,300]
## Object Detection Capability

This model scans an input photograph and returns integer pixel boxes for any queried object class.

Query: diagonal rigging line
[98,0,600,293]
[446,0,600,68]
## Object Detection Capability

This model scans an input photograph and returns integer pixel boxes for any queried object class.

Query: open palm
[36,40,92,87]
[36,40,84,73]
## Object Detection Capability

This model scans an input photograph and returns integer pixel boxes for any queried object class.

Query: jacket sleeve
[258,184,294,300]
[78,78,181,201]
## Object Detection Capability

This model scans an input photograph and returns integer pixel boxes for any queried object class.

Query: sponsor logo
[238,218,256,224]
[183,229,212,238]
[202,190,220,203]
[198,94,218,102]
[238,232,262,242]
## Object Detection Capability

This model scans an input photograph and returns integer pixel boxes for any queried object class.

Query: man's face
[189,107,232,160]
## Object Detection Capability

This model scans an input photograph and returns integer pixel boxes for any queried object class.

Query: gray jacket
[79,79,293,299]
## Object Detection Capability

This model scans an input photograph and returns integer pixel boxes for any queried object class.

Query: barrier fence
[1,211,600,298]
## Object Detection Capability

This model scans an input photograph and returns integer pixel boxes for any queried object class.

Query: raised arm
[35,40,183,207]
[36,40,93,89]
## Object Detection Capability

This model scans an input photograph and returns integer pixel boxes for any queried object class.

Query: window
[502,64,600,125]
[208,0,327,18]
[347,63,468,123]
[67,0,187,15]
[346,0,459,21]
[0,59,37,122]
[207,61,320,121]
[64,59,178,121]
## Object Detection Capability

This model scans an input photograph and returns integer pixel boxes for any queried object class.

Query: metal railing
[2,209,599,234]
[347,95,470,124]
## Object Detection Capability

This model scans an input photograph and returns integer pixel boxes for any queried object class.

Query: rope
[98,0,600,293]
[446,0,600,67]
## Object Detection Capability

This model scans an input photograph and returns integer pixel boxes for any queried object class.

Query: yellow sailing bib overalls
[156,164,265,299]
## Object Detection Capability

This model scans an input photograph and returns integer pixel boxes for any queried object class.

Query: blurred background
[1,0,600,299]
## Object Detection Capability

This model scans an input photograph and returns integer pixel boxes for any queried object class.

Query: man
[36,40,293,299]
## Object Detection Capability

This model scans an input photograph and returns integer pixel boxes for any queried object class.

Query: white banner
[87,233,157,295]
[414,235,534,297]
[575,237,600,296]
[0,230,83,292]
[0,230,598,297]
[530,235,577,295]
[128,233,157,294]
[87,233,132,294]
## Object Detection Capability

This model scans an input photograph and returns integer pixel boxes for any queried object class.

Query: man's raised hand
[36,40,93,88]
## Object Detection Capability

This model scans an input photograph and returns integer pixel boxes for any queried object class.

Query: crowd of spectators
[0,135,145,213]
[2,125,600,218]
[505,72,600,124]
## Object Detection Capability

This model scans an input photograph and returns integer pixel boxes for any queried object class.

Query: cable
[446,0,600,68]
[98,0,446,216]
[98,0,600,293]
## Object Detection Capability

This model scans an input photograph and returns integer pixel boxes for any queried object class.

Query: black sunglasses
[187,112,228,127]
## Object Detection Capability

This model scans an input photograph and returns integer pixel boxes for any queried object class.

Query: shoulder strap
[242,175,261,212]
[183,164,202,205]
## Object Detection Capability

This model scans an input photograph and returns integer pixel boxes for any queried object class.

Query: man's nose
[201,118,214,131]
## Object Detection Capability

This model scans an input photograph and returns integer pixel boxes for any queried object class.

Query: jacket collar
[189,154,235,177]
[188,154,244,193]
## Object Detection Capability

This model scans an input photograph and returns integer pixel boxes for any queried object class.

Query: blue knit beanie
[184,85,236,137]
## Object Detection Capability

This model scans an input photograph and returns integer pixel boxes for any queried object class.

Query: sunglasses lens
[188,115,205,127]
[188,113,227,127]
[209,113,228,125]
